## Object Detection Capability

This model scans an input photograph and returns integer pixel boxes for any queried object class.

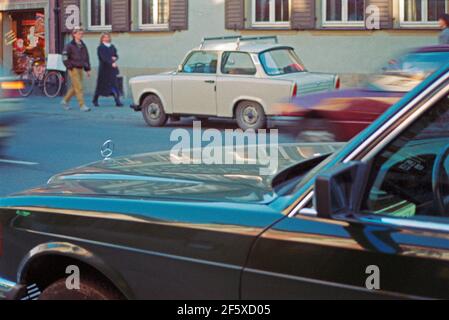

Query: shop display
[11,12,46,74]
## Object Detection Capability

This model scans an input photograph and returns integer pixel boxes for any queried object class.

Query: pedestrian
[439,14,449,44]
[61,27,91,112]
[93,33,123,107]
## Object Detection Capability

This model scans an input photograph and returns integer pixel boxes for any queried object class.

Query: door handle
[204,80,215,84]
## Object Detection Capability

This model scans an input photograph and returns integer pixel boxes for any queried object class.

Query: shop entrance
[7,10,45,75]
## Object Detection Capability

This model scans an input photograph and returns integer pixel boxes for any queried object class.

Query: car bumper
[130,104,141,112]
[0,277,25,300]
[267,116,302,129]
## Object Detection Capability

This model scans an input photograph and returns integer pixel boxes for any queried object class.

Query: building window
[139,0,170,29]
[322,0,365,27]
[88,0,112,30]
[252,0,290,27]
[400,0,447,26]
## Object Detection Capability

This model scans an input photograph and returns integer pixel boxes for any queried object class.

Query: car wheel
[39,276,123,300]
[236,101,266,131]
[141,95,168,127]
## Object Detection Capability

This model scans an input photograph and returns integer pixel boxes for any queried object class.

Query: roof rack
[199,36,279,50]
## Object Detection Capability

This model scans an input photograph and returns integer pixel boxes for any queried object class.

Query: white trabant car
[130,36,339,130]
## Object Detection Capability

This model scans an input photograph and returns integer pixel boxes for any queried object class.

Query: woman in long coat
[93,33,123,107]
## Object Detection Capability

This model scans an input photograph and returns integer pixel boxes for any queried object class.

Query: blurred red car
[273,45,449,141]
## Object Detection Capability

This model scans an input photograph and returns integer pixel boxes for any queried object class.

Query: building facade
[0,0,59,74]
[6,0,445,94]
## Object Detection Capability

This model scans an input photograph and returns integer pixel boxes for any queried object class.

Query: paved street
[0,95,295,197]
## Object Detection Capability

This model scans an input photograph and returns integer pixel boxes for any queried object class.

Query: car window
[362,96,449,219]
[182,51,218,74]
[259,49,305,76]
[221,52,256,75]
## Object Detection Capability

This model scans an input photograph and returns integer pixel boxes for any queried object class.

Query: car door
[217,51,294,119]
[242,208,398,299]
[216,51,257,117]
[242,93,449,299]
[173,51,218,116]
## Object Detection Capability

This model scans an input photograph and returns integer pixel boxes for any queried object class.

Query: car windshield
[367,51,449,92]
[259,49,305,76]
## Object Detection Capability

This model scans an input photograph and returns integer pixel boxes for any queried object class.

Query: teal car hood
[16,143,342,204]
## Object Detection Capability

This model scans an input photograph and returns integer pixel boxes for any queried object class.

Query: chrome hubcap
[147,103,161,119]
[243,106,259,125]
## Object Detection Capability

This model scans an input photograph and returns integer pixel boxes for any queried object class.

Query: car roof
[197,42,292,53]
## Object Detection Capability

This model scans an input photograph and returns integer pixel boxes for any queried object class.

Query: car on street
[1,63,449,299]
[274,45,449,141]
[129,36,339,130]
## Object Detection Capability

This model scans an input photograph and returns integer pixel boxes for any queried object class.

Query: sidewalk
[20,94,141,122]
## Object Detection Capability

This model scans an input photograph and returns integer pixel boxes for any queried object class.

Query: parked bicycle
[19,54,66,98]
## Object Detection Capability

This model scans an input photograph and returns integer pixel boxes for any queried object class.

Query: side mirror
[315,161,370,218]
[177,64,183,73]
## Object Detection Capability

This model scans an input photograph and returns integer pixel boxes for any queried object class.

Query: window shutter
[169,0,189,31]
[61,0,80,32]
[112,0,131,32]
[366,0,393,29]
[291,0,316,30]
[225,0,245,30]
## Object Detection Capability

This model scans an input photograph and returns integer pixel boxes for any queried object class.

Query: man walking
[62,27,91,112]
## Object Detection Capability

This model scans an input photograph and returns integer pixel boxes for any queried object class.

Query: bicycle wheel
[43,71,63,98]
[19,71,35,97]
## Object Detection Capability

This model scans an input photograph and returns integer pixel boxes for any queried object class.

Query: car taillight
[335,77,341,89]
[292,83,298,97]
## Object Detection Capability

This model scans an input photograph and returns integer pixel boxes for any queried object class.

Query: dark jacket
[63,40,91,71]
[95,43,119,97]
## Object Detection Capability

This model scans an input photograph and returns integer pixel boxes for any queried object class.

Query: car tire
[39,276,123,300]
[235,101,266,131]
[141,95,168,127]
